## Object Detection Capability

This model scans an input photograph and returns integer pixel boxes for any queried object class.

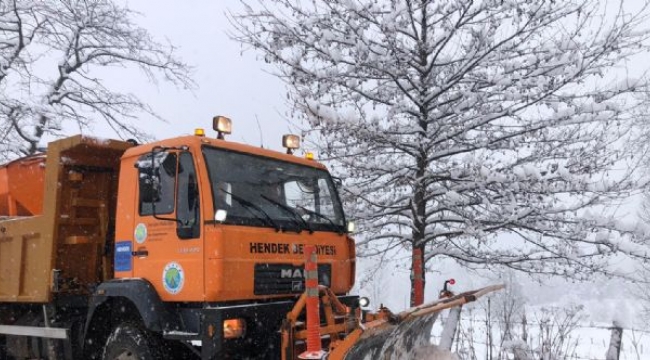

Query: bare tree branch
[0,0,194,157]
[232,0,650,301]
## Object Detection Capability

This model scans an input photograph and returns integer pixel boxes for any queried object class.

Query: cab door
[131,150,204,302]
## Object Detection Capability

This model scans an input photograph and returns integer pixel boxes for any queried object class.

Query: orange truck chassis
[0,118,500,360]
[0,118,356,360]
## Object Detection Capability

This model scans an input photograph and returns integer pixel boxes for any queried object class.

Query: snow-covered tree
[0,0,193,157]
[232,0,650,306]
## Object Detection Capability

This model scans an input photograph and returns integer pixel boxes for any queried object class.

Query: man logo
[281,269,304,279]
[292,281,304,292]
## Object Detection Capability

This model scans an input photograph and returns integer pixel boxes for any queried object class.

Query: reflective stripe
[302,244,322,355]
[307,288,319,297]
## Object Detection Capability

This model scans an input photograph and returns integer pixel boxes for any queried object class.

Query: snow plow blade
[337,284,504,359]
[281,284,503,360]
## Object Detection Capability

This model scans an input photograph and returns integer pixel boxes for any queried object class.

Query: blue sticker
[115,241,133,272]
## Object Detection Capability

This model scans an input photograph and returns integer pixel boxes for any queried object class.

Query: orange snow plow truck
[0,117,501,360]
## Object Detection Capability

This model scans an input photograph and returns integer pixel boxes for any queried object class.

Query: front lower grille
[254,263,332,296]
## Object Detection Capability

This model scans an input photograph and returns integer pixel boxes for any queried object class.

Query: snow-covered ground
[429,308,650,360]
[355,254,650,359]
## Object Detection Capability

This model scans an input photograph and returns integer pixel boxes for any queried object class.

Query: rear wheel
[102,323,163,360]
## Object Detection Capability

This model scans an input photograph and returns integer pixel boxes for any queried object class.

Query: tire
[102,323,163,360]
[0,335,6,360]
[163,339,199,360]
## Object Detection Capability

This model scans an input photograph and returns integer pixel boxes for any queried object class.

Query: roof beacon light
[305,152,314,160]
[213,116,232,140]
[282,134,300,154]
[194,128,206,137]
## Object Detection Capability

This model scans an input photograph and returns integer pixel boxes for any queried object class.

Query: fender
[85,278,179,333]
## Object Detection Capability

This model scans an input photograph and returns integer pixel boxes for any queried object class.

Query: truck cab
[92,118,357,359]
[113,122,355,303]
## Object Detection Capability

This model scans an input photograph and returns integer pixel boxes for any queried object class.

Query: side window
[317,178,335,217]
[137,152,177,216]
[176,152,200,239]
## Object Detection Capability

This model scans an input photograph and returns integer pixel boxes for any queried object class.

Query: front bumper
[167,295,358,360]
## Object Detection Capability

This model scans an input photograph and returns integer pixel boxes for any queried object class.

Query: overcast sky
[91,1,293,152]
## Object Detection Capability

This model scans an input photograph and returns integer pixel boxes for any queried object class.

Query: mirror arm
[152,211,183,226]
[331,175,343,188]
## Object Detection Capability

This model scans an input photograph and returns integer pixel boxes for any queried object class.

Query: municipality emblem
[163,262,184,295]
[134,223,147,244]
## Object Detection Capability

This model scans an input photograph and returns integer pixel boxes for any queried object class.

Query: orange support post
[299,245,326,359]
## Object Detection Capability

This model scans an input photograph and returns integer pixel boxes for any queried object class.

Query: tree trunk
[411,244,425,306]
[605,324,623,360]
[410,146,427,307]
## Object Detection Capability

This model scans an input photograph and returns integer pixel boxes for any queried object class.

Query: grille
[254,263,332,296]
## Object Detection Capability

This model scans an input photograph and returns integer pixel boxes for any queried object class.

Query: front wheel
[0,335,7,360]
[102,323,163,360]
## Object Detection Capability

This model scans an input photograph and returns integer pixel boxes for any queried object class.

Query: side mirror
[177,226,196,239]
[332,176,343,189]
[139,170,161,203]
[187,174,198,209]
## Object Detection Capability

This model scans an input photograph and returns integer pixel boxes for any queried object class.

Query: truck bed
[0,136,132,303]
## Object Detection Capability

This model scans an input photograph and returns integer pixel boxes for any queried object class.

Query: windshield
[203,146,346,232]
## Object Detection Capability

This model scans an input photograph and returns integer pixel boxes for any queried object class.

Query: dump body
[0,136,131,303]
[0,154,46,216]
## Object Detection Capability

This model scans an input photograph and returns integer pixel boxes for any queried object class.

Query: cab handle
[131,249,149,257]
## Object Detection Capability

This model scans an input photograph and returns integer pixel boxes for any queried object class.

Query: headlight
[223,318,246,339]
[282,134,300,151]
[359,297,370,308]
[213,116,232,138]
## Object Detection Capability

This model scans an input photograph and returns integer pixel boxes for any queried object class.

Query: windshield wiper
[221,189,281,232]
[296,206,343,234]
[260,194,314,234]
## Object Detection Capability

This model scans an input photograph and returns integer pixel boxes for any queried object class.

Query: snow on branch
[0,0,194,157]
[232,0,650,280]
